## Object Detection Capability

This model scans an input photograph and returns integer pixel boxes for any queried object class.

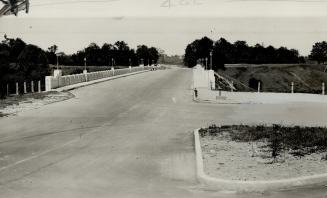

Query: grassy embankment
[218,64,327,93]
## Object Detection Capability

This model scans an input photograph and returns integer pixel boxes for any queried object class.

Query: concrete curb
[193,98,244,105]
[55,70,150,92]
[194,129,327,192]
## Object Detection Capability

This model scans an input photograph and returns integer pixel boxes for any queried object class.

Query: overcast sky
[1,0,327,55]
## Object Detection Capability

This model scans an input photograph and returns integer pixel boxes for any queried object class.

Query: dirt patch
[200,125,327,181]
[0,91,74,117]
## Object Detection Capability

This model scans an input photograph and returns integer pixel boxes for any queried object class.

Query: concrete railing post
[322,82,325,95]
[83,69,88,82]
[31,81,34,93]
[258,82,261,93]
[24,81,27,94]
[231,81,234,92]
[129,66,132,73]
[291,82,294,93]
[16,82,19,95]
[111,67,115,76]
[38,81,41,93]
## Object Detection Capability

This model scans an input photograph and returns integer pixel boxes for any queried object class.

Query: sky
[1,0,327,56]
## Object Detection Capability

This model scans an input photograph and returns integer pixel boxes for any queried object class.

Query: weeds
[200,124,327,162]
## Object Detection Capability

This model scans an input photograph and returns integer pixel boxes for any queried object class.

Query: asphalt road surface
[0,67,327,198]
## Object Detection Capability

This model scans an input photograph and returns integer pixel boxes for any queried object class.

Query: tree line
[47,41,159,67]
[184,37,306,70]
[0,36,159,98]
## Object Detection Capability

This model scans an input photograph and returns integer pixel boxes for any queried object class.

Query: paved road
[0,67,327,198]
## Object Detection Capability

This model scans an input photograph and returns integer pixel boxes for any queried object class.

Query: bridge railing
[45,66,151,91]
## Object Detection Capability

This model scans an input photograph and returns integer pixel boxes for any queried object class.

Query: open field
[219,64,327,93]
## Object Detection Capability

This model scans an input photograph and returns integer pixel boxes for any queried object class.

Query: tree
[85,43,102,66]
[148,47,159,64]
[183,37,213,68]
[197,36,213,59]
[136,45,149,65]
[17,44,49,80]
[48,45,58,53]
[46,45,58,65]
[309,41,327,64]
[234,40,250,63]
[184,43,198,67]
[0,43,10,98]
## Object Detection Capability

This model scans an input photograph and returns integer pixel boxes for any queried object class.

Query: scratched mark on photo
[161,0,205,8]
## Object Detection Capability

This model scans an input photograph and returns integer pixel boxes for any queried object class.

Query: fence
[0,79,44,98]
[45,66,150,91]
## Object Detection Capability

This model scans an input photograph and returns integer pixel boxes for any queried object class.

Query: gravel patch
[0,91,74,117]
[201,134,327,181]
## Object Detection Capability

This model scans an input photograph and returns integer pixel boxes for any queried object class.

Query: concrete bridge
[0,66,327,197]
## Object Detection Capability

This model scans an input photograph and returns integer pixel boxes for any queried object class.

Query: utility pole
[56,54,59,70]
[84,57,87,71]
[210,51,213,70]
[205,57,208,70]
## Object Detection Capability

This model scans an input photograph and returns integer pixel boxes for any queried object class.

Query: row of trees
[47,42,159,67]
[184,37,305,70]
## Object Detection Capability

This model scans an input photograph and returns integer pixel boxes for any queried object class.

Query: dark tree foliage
[17,44,49,80]
[184,37,214,68]
[309,41,327,64]
[184,37,304,70]
[0,37,50,98]
[46,44,58,65]
[54,42,159,67]
[136,45,159,66]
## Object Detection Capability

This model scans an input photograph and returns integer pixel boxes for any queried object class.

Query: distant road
[0,67,327,197]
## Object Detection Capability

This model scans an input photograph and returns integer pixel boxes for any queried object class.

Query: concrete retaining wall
[46,66,149,91]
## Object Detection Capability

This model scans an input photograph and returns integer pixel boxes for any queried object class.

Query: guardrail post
[6,84,9,96]
[38,80,41,93]
[24,81,27,94]
[323,82,325,95]
[16,82,19,95]
[258,82,261,93]
[231,81,234,92]
[291,82,294,93]
[31,81,34,93]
